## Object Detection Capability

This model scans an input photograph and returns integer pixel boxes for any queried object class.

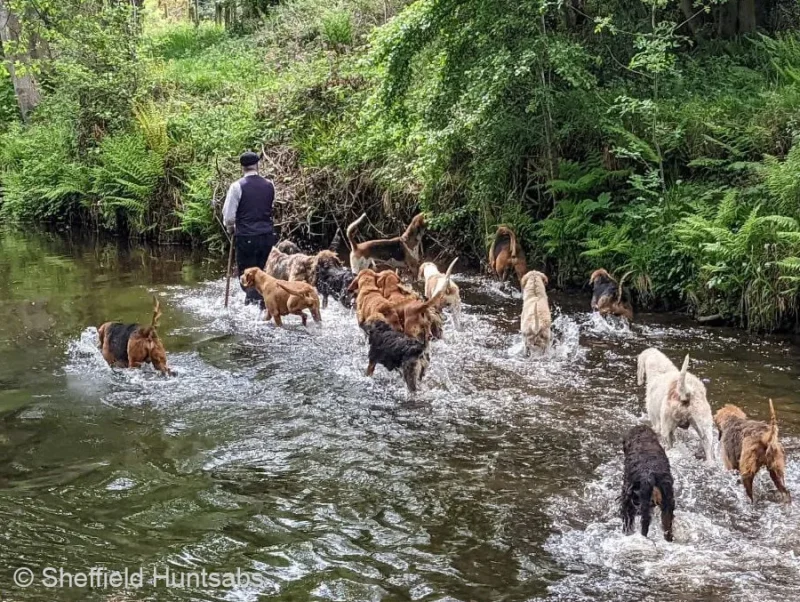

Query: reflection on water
[0,229,799,601]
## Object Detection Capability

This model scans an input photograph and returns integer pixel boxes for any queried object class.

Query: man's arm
[222,180,241,232]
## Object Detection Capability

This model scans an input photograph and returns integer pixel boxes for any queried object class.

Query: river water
[0,229,799,601]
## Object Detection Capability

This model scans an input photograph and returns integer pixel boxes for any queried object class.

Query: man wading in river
[223,151,275,305]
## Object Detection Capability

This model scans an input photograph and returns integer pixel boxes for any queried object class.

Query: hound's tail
[507,227,519,261]
[762,399,780,453]
[428,257,458,308]
[617,270,632,304]
[346,214,367,249]
[151,296,162,330]
[276,280,310,298]
[636,354,646,387]
[678,354,690,405]
[329,227,344,252]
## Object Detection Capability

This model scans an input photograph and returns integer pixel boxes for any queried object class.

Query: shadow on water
[0,228,799,601]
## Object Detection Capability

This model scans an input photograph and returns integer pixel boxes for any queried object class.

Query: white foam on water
[544,439,800,601]
[59,274,800,602]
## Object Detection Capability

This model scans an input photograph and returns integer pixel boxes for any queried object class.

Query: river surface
[0,229,799,602]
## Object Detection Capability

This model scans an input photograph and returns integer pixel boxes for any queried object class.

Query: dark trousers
[235,233,274,305]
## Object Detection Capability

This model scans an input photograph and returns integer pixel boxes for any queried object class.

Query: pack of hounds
[96,216,792,540]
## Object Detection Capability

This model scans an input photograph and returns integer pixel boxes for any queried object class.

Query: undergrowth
[1,0,800,330]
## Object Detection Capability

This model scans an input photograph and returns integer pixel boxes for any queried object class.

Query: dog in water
[520,270,552,355]
[371,268,446,341]
[363,320,429,393]
[489,226,527,286]
[348,269,404,332]
[265,242,339,286]
[620,424,675,541]
[240,267,321,326]
[262,240,301,280]
[714,400,791,504]
[590,268,633,320]
[418,258,461,330]
[645,351,715,464]
[98,297,171,375]
[637,348,677,388]
[315,250,355,309]
[346,213,426,274]
[377,269,422,306]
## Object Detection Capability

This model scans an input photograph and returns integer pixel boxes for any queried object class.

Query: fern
[91,132,164,231]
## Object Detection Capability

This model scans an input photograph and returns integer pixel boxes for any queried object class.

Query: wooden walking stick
[224,233,235,308]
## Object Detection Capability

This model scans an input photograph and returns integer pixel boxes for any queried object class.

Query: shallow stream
[1,229,798,601]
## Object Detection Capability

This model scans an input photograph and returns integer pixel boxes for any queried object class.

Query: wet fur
[315,251,355,309]
[348,269,403,332]
[389,262,454,342]
[97,297,170,375]
[266,245,339,285]
[364,320,429,393]
[377,270,421,306]
[371,269,445,341]
[590,268,633,320]
[419,258,462,330]
[240,267,321,326]
[637,348,675,387]
[646,351,715,464]
[276,240,301,255]
[489,226,527,286]
[520,271,552,355]
[347,213,426,274]
[620,425,675,541]
[714,400,790,504]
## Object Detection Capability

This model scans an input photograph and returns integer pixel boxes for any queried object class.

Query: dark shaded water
[1,229,799,601]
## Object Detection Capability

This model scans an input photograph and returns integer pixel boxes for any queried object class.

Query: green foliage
[2,0,800,330]
[762,145,800,219]
[321,9,353,49]
[91,131,165,232]
[143,23,228,60]
[0,116,89,222]
[675,202,800,330]
[50,3,146,141]
[0,72,17,128]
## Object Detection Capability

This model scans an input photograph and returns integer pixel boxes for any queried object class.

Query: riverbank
[2,0,800,331]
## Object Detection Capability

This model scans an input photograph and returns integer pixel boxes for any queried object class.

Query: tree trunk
[679,0,700,37]
[718,0,739,38]
[738,0,757,33]
[0,0,40,120]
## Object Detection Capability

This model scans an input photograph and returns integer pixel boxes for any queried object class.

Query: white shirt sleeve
[222,180,241,230]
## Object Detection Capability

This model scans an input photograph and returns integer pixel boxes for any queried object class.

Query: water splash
[53,274,800,602]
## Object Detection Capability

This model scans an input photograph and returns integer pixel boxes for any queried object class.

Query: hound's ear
[541,273,549,286]
[520,272,529,288]
[347,277,360,293]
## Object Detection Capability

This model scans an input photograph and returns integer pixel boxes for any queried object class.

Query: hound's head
[713,404,747,433]
[240,267,261,288]
[520,270,548,292]
[315,250,343,271]
[347,268,380,295]
[589,268,612,286]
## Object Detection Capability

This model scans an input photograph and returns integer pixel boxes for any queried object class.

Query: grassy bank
[2,0,800,330]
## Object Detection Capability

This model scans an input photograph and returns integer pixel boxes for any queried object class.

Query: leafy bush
[144,23,228,60]
[3,0,800,331]
[0,117,89,222]
[675,201,800,330]
[91,132,165,232]
[0,73,17,129]
[321,9,353,49]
